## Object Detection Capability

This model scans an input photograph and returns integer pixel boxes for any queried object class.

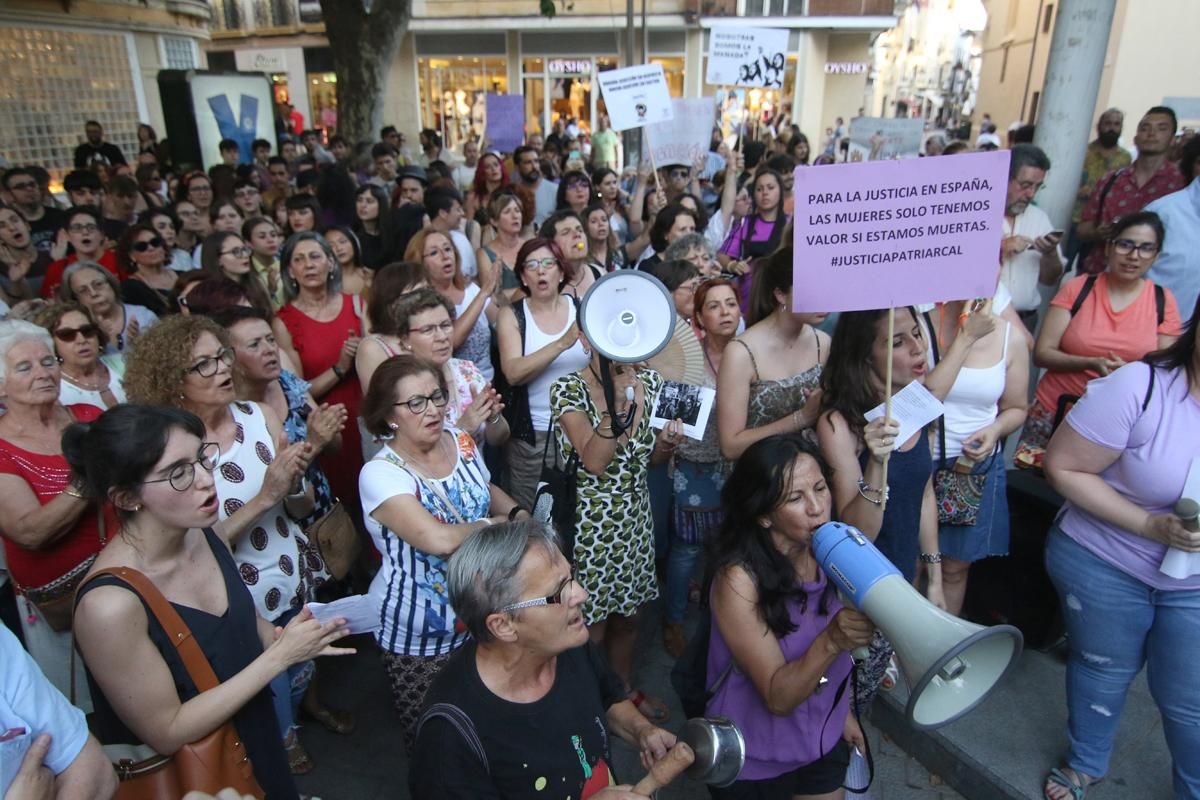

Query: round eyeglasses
[394,388,450,414]
[142,442,220,492]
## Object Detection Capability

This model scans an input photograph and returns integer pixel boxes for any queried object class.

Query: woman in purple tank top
[707,433,875,798]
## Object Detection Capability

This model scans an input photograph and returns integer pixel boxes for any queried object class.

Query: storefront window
[651,57,685,98]
[418,57,508,150]
[703,55,798,141]
[308,73,337,135]
[522,56,620,140]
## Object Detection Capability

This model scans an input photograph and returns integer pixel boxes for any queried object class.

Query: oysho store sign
[825,62,869,75]
[547,59,591,74]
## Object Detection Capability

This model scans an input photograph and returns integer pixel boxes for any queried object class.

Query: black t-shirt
[25,207,65,256]
[410,640,626,800]
[73,141,127,169]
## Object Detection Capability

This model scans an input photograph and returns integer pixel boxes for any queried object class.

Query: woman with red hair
[464,151,509,222]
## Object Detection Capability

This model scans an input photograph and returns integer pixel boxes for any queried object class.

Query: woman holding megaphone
[707,433,874,797]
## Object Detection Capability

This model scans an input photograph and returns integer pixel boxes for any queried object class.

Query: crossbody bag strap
[382,444,468,525]
[83,566,220,691]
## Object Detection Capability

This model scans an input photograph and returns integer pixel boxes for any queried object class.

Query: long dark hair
[747,244,795,326]
[819,307,919,440]
[1145,292,1200,385]
[707,433,836,637]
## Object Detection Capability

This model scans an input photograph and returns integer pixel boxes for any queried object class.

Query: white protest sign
[596,64,674,132]
[706,26,790,88]
[847,117,926,162]
[640,98,716,168]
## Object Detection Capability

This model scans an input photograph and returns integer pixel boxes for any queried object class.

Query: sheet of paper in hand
[863,381,944,451]
[651,381,716,441]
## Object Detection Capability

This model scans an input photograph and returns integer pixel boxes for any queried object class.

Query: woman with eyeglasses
[124,314,335,773]
[200,231,276,319]
[555,170,594,216]
[68,404,353,800]
[0,320,108,704]
[116,223,176,317]
[59,262,158,355]
[407,227,498,382]
[276,232,366,511]
[358,354,524,747]
[1016,212,1182,469]
[33,303,126,409]
[496,238,591,510]
[176,172,214,219]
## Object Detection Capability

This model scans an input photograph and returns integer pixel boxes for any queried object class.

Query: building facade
[973,0,1200,135]
[204,0,899,155]
[0,0,211,185]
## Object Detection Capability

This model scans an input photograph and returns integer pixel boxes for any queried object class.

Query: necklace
[61,365,108,391]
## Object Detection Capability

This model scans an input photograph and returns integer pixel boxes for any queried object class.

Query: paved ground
[293,598,964,800]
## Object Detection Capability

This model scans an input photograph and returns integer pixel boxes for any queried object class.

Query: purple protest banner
[791,149,1012,313]
[485,94,525,154]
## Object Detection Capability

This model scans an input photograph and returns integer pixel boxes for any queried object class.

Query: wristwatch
[332,364,346,381]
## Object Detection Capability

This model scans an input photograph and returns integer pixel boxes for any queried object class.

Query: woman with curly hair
[123,313,333,771]
[32,303,126,409]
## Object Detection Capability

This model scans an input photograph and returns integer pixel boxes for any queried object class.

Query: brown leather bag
[307,501,360,580]
[79,567,265,799]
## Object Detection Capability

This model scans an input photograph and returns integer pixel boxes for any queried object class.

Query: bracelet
[331,364,346,381]
[487,412,503,425]
[920,552,943,564]
[507,506,525,521]
[63,485,86,499]
[856,478,888,506]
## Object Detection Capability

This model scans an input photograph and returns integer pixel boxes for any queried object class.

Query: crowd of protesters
[0,103,1197,800]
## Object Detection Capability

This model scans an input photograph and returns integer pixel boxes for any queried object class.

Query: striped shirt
[360,428,491,656]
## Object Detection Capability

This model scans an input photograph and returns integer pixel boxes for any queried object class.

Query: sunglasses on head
[132,237,165,252]
[54,324,99,342]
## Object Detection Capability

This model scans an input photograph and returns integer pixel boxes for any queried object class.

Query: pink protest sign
[791,149,1011,313]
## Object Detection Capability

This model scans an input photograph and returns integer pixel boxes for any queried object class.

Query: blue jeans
[1045,527,1200,797]
[665,537,701,625]
[269,606,315,738]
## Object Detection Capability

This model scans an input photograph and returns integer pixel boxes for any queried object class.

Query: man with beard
[1077,106,1185,275]
[514,144,558,227]
[998,144,1063,332]
[1066,109,1131,264]
[73,120,127,169]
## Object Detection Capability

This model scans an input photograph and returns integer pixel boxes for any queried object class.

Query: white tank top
[523,298,591,430]
[936,323,1010,460]
[216,401,327,620]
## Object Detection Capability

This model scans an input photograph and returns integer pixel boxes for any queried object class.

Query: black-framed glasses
[132,237,165,252]
[142,442,220,492]
[394,388,449,414]
[409,320,454,338]
[187,347,235,378]
[1112,239,1159,258]
[497,568,578,613]
[220,245,252,258]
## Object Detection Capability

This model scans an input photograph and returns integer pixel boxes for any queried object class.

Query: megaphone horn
[813,522,1023,730]
[579,270,676,364]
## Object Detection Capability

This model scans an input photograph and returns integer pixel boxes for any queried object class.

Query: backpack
[1068,273,1165,325]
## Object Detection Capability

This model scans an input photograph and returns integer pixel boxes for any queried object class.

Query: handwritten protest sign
[640,98,716,168]
[706,26,790,88]
[596,64,673,131]
[484,94,525,153]
[847,117,925,161]
[791,149,1011,312]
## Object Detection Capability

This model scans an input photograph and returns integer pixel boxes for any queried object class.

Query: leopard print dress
[550,368,662,625]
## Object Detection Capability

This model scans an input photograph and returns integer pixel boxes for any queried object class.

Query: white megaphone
[579,270,676,364]
[812,522,1022,730]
